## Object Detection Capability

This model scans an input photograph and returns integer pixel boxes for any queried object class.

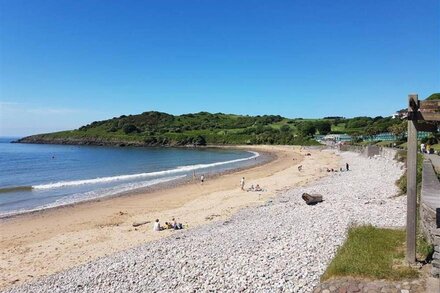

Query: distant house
[313,134,325,141]
[333,134,352,142]
[364,132,396,142]
[364,131,431,142]
[315,134,352,142]
[392,109,408,119]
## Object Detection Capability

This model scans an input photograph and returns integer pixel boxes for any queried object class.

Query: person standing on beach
[240,177,245,190]
[200,174,205,185]
[346,163,349,171]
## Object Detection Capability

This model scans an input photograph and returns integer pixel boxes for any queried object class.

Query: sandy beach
[0,145,339,290]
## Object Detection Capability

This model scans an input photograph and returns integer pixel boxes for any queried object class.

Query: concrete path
[426,154,440,173]
[421,158,440,210]
[314,277,426,293]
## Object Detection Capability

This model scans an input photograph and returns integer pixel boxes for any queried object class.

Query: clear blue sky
[1,0,439,136]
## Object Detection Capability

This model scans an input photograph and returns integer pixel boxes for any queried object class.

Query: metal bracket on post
[406,94,418,264]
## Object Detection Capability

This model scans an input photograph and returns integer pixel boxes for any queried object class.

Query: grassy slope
[426,93,440,100]
[322,226,418,281]
[22,112,322,146]
[20,93,439,146]
[22,95,438,147]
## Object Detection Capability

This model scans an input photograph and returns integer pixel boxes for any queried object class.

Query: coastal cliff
[16,135,157,147]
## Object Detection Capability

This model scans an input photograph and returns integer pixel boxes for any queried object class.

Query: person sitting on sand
[170,218,183,230]
[255,184,262,192]
[153,219,162,231]
[165,222,173,229]
[247,184,254,192]
[298,165,303,171]
[171,218,184,230]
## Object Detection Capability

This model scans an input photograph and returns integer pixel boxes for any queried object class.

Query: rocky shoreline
[4,151,407,293]
[14,136,203,147]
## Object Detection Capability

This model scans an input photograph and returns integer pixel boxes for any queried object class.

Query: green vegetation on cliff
[18,111,405,147]
[19,112,319,146]
[426,93,440,100]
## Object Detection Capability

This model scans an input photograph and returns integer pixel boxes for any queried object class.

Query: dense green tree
[365,125,380,137]
[346,117,372,129]
[298,122,316,137]
[388,122,406,139]
[123,124,139,134]
[280,125,290,132]
[315,121,331,135]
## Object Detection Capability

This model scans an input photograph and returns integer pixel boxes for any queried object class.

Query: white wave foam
[33,151,259,190]
[0,175,187,218]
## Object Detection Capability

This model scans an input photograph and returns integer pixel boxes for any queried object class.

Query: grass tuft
[322,225,418,281]
[417,233,434,262]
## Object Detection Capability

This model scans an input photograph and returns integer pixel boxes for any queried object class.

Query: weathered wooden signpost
[406,94,440,264]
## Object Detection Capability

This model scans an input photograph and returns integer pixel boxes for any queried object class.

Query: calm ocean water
[0,137,259,217]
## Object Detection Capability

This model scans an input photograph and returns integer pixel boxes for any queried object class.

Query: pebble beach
[4,150,406,293]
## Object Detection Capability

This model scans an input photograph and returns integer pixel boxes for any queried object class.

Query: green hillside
[17,110,406,147]
[426,93,440,100]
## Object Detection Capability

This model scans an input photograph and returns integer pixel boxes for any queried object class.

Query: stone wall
[339,145,397,160]
[375,147,397,161]
[420,159,440,277]
[339,144,364,154]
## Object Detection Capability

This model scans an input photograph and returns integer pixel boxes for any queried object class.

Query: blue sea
[0,137,260,217]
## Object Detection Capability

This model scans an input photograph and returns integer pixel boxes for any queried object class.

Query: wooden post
[406,94,418,264]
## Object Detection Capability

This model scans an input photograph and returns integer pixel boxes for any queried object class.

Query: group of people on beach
[420,143,437,154]
[238,176,264,192]
[197,173,262,193]
[153,218,183,231]
[247,184,263,192]
[240,177,264,192]
[326,163,350,173]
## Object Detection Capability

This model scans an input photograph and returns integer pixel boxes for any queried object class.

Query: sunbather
[172,218,184,230]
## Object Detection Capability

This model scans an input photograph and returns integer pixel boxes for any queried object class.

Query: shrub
[315,121,331,135]
[193,135,207,146]
[297,122,316,137]
[280,125,290,132]
[122,124,139,134]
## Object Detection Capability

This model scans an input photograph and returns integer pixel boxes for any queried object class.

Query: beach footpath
[2,149,408,292]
